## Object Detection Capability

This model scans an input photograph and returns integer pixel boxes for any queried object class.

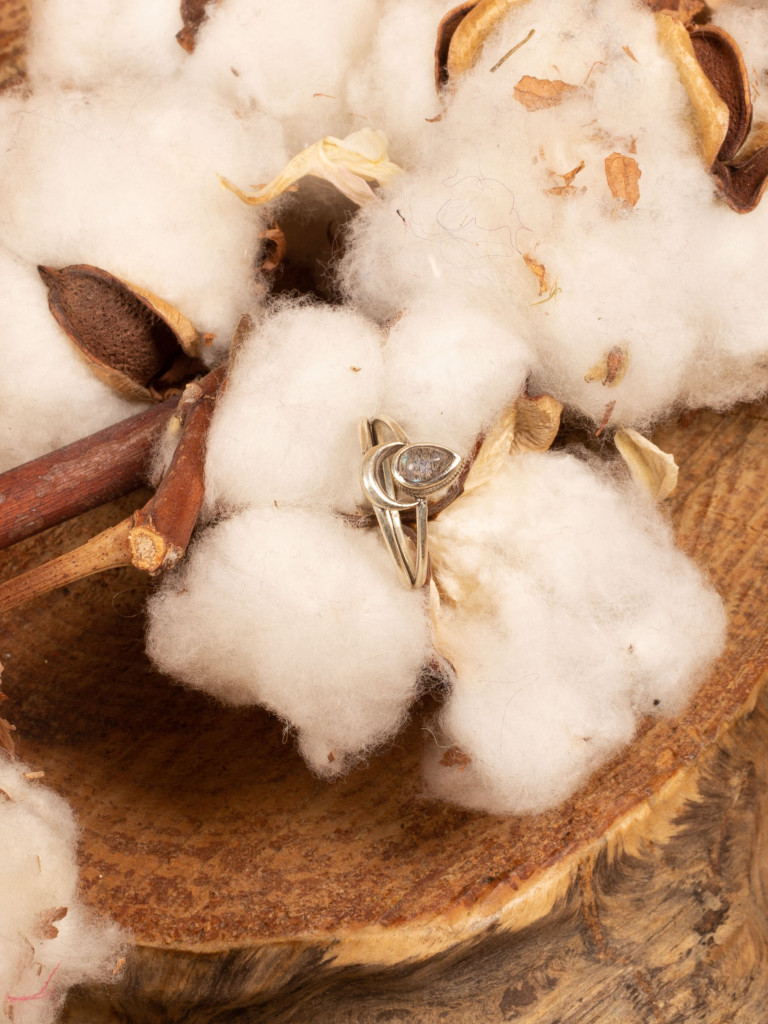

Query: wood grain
[0,403,766,1021]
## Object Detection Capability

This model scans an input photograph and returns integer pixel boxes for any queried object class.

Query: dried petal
[514,75,580,111]
[463,393,562,493]
[656,14,729,168]
[220,128,402,208]
[509,394,562,454]
[690,26,751,163]
[435,1,479,90]
[615,428,678,501]
[176,0,219,53]
[604,153,642,206]
[38,265,208,401]
[584,345,630,387]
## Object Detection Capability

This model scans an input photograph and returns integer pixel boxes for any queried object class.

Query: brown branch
[0,366,226,612]
[0,397,178,551]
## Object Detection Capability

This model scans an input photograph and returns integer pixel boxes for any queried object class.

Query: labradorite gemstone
[397,446,455,485]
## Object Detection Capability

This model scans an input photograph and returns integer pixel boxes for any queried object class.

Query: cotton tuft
[0,759,125,1023]
[426,452,726,814]
[146,507,431,775]
[204,303,384,514]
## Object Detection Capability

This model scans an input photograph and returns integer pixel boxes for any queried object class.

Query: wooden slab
[2,403,768,1021]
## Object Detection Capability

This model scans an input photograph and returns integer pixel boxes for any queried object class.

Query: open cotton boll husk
[25,0,186,88]
[0,250,139,471]
[146,507,431,776]
[204,303,384,514]
[188,0,381,152]
[340,0,768,429]
[380,296,532,458]
[0,760,125,1022]
[0,77,287,353]
[711,3,768,127]
[426,451,726,814]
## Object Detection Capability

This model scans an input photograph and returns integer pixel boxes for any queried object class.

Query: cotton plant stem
[0,366,226,612]
[0,397,179,551]
[0,520,133,614]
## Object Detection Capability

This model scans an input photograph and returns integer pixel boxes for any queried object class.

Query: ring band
[360,417,462,588]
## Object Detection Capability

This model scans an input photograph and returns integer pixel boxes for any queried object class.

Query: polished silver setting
[360,416,462,588]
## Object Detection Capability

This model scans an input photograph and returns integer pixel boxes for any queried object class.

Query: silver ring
[360,417,462,588]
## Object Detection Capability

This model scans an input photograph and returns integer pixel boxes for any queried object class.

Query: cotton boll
[204,303,384,513]
[26,0,186,89]
[0,78,287,353]
[426,451,726,814]
[189,0,381,152]
[0,250,139,471]
[146,506,431,774]
[341,0,768,429]
[0,760,124,1022]
[380,296,531,457]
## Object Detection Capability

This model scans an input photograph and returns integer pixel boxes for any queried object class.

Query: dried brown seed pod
[38,264,209,401]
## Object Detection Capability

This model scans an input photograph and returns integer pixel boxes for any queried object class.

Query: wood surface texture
[0,402,766,1022]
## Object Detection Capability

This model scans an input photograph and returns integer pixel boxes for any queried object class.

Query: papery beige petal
[656,13,729,168]
[615,428,679,501]
[509,394,562,454]
[220,128,402,207]
[463,394,562,494]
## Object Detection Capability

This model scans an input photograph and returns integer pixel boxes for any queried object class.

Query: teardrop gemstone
[392,444,462,494]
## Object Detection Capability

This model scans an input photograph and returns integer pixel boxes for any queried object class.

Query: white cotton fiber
[426,452,726,814]
[25,0,186,89]
[0,759,124,1024]
[379,295,531,457]
[188,0,381,152]
[146,506,431,775]
[345,0,451,164]
[0,76,287,352]
[0,249,139,472]
[204,303,384,514]
[339,0,768,430]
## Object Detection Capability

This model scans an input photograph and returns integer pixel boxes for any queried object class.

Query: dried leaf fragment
[514,75,580,111]
[523,252,549,294]
[656,14,729,168]
[584,345,630,387]
[176,0,219,53]
[220,128,402,208]
[605,153,641,206]
[38,265,208,401]
[440,746,472,770]
[615,428,678,501]
[34,906,68,942]
[547,159,586,196]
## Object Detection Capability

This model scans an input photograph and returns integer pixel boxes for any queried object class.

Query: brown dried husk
[39,265,208,401]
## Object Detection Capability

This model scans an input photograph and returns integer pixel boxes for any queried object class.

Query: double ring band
[360,417,463,588]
